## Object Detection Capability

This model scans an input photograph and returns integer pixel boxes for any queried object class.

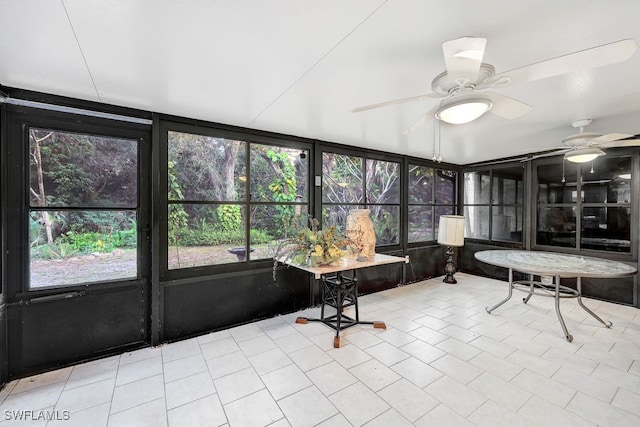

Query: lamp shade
[437,215,465,247]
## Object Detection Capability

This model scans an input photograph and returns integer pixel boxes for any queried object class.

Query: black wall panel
[354,262,404,296]
[550,277,635,306]
[460,242,513,281]
[8,286,146,378]
[580,277,634,305]
[406,246,446,283]
[163,267,311,341]
[0,303,7,384]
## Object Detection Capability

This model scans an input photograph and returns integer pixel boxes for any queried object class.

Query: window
[491,167,524,242]
[249,143,309,260]
[464,166,523,242]
[408,165,457,243]
[167,130,309,269]
[29,128,138,288]
[536,157,631,252]
[536,162,578,247]
[463,170,490,239]
[322,152,400,246]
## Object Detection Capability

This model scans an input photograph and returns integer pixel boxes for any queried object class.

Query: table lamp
[437,215,465,284]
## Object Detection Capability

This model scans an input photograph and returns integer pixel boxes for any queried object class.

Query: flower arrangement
[274,216,349,269]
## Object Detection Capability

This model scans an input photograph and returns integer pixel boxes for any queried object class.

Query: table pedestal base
[295,271,386,348]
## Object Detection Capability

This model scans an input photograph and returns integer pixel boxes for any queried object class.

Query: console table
[475,250,637,342]
[281,254,408,348]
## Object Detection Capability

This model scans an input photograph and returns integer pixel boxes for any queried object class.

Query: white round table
[475,250,637,342]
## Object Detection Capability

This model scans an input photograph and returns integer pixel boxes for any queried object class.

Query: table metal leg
[335,276,342,338]
[320,278,326,318]
[353,272,360,322]
[522,274,535,304]
[554,274,573,342]
[486,268,514,314]
[576,277,613,328]
[296,270,385,348]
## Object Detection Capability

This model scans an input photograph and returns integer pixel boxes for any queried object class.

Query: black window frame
[407,161,459,246]
[320,146,403,251]
[159,119,313,280]
[463,164,525,244]
[533,155,635,256]
[4,104,150,296]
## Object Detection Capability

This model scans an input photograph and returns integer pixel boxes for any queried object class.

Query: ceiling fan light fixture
[564,147,605,163]
[435,96,492,124]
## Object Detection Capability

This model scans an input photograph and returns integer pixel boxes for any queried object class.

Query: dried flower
[273,215,349,280]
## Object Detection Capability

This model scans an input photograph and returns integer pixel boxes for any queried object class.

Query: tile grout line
[96,355,119,426]
[196,331,228,426]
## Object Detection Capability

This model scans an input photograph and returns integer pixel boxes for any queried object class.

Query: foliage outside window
[167,131,308,269]
[29,128,138,288]
[322,153,400,246]
[536,157,631,252]
[464,166,523,242]
[408,165,457,243]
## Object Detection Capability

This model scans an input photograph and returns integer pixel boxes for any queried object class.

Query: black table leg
[296,269,386,348]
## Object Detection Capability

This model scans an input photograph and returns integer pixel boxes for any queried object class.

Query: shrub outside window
[167,130,308,269]
[322,153,400,246]
[408,165,457,243]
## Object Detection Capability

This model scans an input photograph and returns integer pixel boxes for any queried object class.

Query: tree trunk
[31,131,54,244]
[223,142,240,200]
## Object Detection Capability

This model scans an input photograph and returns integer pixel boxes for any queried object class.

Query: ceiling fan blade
[470,156,531,167]
[527,149,571,160]
[592,133,633,143]
[490,38,638,87]
[352,92,442,113]
[442,37,486,85]
[485,92,532,119]
[403,105,439,134]
[598,138,640,148]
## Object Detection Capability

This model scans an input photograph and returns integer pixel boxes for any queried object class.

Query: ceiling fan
[528,119,640,163]
[352,37,638,133]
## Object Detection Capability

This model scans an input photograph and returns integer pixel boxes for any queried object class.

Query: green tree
[168,161,188,245]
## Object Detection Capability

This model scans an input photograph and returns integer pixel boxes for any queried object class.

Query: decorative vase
[346,209,376,261]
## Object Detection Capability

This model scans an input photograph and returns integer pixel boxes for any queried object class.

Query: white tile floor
[1,273,640,426]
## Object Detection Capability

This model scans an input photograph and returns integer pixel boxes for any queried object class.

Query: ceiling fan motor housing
[431,63,495,94]
[572,119,592,129]
[563,132,602,147]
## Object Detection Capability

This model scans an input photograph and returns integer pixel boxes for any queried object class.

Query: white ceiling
[2,0,640,165]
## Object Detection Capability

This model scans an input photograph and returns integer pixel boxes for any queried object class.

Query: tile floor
[1,273,640,426]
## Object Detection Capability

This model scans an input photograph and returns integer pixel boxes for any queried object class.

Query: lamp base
[443,273,457,284]
[443,246,458,284]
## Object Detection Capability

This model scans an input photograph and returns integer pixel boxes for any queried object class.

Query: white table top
[475,250,637,278]
[280,253,407,279]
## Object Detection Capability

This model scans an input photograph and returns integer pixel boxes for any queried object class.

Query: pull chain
[436,116,442,163]
[432,119,437,161]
